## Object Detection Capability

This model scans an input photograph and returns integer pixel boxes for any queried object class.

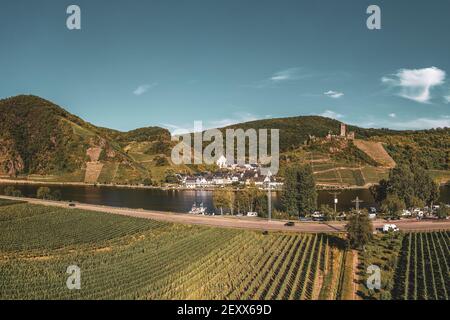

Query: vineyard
[0,202,448,300]
[0,202,354,300]
[393,232,449,300]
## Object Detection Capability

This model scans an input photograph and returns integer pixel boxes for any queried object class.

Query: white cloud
[389,116,450,130]
[247,67,310,88]
[270,67,304,82]
[161,112,261,135]
[320,110,344,119]
[207,112,259,128]
[389,113,396,118]
[324,90,344,99]
[133,83,158,96]
[382,66,446,103]
[445,95,450,103]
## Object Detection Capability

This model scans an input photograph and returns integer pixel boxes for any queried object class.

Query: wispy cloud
[161,112,262,135]
[320,110,344,119]
[445,95,450,103]
[382,67,446,103]
[207,112,260,128]
[388,113,397,118]
[248,67,310,88]
[323,90,344,99]
[270,68,304,82]
[389,116,450,130]
[133,83,158,96]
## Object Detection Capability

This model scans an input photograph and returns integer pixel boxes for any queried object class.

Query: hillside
[0,95,448,186]
[0,95,157,184]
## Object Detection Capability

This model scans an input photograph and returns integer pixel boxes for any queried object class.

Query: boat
[189,202,207,215]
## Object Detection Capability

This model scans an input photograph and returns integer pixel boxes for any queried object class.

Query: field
[358,231,450,300]
[0,202,353,300]
[0,201,448,300]
[393,232,449,300]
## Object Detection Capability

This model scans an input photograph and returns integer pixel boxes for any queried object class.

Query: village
[177,155,283,190]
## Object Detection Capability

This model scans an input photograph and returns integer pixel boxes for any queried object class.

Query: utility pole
[352,196,364,213]
[328,189,342,213]
[267,170,272,221]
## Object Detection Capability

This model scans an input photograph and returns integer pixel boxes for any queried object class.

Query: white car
[402,209,412,217]
[247,212,258,217]
[383,224,399,233]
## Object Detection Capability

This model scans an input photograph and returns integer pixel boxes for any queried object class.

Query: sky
[1,0,450,132]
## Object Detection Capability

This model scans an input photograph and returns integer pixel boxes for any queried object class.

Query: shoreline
[0,177,376,191]
[1,195,449,233]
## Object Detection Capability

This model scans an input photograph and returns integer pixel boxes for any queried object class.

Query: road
[1,195,450,233]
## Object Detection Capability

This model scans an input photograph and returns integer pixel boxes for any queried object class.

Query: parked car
[68,202,76,208]
[402,209,412,217]
[311,211,324,221]
[382,224,399,233]
[369,207,377,214]
[247,212,258,217]
[284,221,295,227]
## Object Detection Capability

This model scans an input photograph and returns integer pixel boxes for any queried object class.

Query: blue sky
[1,0,449,132]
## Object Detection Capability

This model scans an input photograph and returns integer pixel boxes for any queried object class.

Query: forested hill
[0,95,448,184]
[0,95,169,182]
[221,116,402,152]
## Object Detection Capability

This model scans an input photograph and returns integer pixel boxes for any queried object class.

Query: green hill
[0,95,158,184]
[0,95,448,186]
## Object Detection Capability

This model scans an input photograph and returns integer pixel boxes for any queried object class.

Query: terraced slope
[353,140,396,168]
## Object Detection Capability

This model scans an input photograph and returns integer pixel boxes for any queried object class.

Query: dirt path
[1,195,450,233]
[351,250,360,300]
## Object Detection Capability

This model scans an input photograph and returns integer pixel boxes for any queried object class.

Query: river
[0,184,449,214]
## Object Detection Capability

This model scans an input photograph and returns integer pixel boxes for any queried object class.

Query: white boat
[189,202,207,215]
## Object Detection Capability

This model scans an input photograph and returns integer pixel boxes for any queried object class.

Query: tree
[436,203,449,219]
[381,194,406,218]
[3,186,22,197]
[373,164,440,208]
[52,189,62,201]
[345,210,373,250]
[281,164,317,217]
[153,155,169,167]
[320,204,335,221]
[36,187,52,200]
[142,178,153,186]
[213,188,234,215]
[164,169,179,184]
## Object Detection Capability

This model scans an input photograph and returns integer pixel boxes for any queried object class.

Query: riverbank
[1,195,449,233]
[0,177,376,191]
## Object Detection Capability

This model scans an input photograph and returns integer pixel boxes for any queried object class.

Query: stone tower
[340,123,346,137]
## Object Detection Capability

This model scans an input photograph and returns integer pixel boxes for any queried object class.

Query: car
[284,221,295,227]
[68,202,76,208]
[369,207,377,214]
[402,209,412,217]
[383,224,399,233]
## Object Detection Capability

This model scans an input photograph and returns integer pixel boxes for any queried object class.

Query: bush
[36,187,52,200]
[3,186,22,197]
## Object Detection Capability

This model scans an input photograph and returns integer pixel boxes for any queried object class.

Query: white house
[216,155,228,168]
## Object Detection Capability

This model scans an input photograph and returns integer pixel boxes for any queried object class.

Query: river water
[1,184,449,214]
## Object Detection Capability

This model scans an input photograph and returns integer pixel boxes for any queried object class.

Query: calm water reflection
[1,184,449,214]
